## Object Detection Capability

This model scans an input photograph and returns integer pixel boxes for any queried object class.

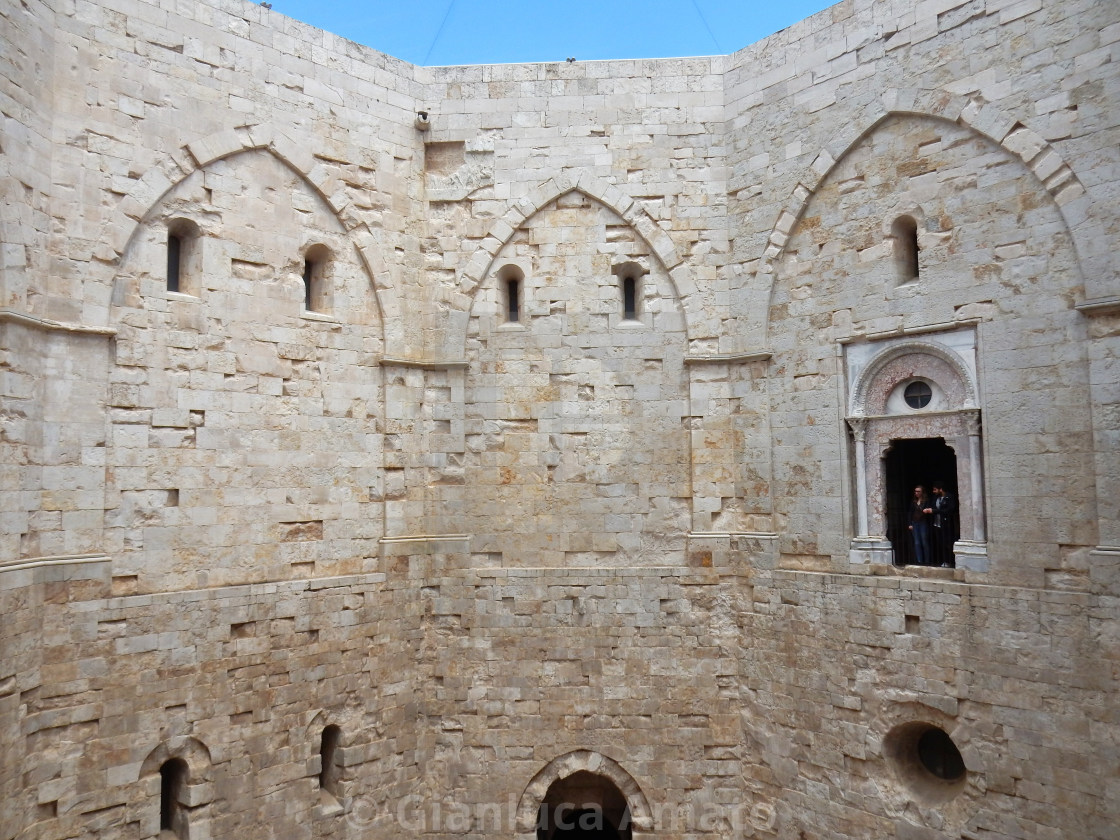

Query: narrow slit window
[166,234,182,293]
[892,215,920,284]
[160,758,189,839]
[303,258,315,311]
[622,275,638,320]
[507,277,520,322]
[497,265,525,324]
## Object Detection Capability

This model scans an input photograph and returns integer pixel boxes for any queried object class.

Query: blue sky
[269,0,838,65]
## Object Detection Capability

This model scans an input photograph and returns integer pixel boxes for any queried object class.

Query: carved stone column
[847,417,869,537]
[964,409,985,542]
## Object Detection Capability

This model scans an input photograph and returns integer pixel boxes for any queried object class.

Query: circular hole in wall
[903,380,933,409]
[884,722,967,803]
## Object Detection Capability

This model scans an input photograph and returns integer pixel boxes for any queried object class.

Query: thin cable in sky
[689,0,723,54]
[422,0,458,64]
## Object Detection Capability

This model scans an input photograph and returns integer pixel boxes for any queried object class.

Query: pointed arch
[756,88,1106,300]
[103,125,394,330]
[515,750,653,833]
[457,173,701,343]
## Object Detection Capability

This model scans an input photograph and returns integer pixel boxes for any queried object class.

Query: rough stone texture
[1,0,1119,839]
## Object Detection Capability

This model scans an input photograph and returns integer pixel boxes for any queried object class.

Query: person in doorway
[908,485,932,565]
[931,481,957,567]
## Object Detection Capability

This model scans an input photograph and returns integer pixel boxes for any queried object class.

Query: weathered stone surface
[1,0,1118,839]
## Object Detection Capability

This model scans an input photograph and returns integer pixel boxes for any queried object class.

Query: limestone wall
[1,565,428,840]
[0,0,55,313]
[3,561,1117,840]
[770,114,1092,584]
[1,0,1118,839]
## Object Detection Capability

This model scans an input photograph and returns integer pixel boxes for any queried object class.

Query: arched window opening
[302,244,331,313]
[537,771,631,840]
[498,265,524,323]
[319,724,342,801]
[892,215,919,284]
[166,219,200,295]
[611,261,646,322]
[159,758,189,840]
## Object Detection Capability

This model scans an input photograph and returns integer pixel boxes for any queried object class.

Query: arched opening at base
[885,438,958,566]
[537,771,631,840]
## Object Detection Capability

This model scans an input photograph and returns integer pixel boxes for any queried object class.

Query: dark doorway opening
[885,438,958,566]
[548,809,621,840]
[537,772,631,840]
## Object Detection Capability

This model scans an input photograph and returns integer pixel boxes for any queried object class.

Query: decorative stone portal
[845,329,988,570]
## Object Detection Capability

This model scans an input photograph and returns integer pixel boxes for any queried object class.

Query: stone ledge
[380,356,469,370]
[1075,296,1120,316]
[0,554,111,592]
[684,350,773,364]
[0,309,116,336]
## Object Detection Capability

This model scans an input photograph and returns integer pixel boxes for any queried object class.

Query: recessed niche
[425,140,465,175]
[166,218,201,296]
[302,243,331,313]
[319,724,343,804]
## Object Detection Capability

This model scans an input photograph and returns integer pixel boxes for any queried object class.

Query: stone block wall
[1,566,427,840]
[737,567,1119,838]
[769,114,1094,584]
[0,0,55,314]
[1,0,1118,839]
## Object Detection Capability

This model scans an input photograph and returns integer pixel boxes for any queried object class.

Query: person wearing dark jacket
[931,481,957,567]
